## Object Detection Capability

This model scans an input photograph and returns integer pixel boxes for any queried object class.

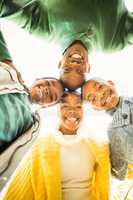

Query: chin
[61,78,84,90]
[65,83,82,90]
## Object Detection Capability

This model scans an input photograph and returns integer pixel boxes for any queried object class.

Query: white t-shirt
[54,131,96,200]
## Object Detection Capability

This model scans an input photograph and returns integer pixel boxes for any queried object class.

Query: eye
[76,69,83,74]
[88,95,96,103]
[63,67,72,73]
[45,81,50,86]
[61,105,68,109]
[76,105,82,109]
[98,84,104,90]
[94,82,104,90]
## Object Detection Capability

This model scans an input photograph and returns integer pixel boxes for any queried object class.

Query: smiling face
[82,79,119,110]
[30,78,64,107]
[59,41,90,90]
[59,92,83,135]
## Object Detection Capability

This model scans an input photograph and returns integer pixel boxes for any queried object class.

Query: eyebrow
[93,82,98,88]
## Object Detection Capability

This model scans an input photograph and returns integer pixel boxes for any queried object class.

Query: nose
[97,91,107,105]
[68,108,75,115]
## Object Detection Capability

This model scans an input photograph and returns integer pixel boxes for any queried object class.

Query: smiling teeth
[67,117,77,122]
[71,54,82,59]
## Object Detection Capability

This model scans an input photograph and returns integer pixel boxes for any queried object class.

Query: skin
[59,92,83,135]
[30,78,64,107]
[82,79,119,110]
[59,41,90,90]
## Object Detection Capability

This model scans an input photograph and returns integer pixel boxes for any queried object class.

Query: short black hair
[63,40,88,55]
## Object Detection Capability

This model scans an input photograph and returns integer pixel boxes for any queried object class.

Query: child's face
[82,80,119,110]
[30,78,63,107]
[59,93,83,134]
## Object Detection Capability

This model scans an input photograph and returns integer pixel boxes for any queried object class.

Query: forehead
[61,94,82,104]
[34,79,60,86]
[85,80,108,89]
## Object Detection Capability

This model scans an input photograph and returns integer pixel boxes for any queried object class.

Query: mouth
[106,94,115,103]
[64,116,80,124]
[102,93,115,106]
[70,53,82,59]
[68,52,84,64]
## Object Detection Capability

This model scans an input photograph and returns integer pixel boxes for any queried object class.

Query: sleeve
[127,163,133,179]
[116,11,133,49]
[0,0,50,37]
[94,144,110,200]
[0,29,12,61]
[0,0,50,61]
[108,127,128,180]
[123,12,133,46]
[1,153,34,200]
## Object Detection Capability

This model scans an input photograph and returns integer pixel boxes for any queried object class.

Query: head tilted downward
[30,78,64,107]
[82,78,119,110]
[59,41,90,90]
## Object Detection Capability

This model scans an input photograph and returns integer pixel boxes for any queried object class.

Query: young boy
[82,78,133,180]
[0,62,64,152]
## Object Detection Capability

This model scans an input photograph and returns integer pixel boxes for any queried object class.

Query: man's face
[82,80,119,110]
[59,42,90,90]
[59,93,83,134]
[30,78,63,107]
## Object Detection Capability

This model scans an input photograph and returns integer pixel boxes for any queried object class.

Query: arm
[1,153,34,200]
[0,0,50,37]
[94,143,110,200]
[0,0,50,80]
[123,11,133,47]
[1,138,47,200]
[108,127,128,180]
[115,11,133,49]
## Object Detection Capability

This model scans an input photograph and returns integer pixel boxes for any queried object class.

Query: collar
[53,129,83,146]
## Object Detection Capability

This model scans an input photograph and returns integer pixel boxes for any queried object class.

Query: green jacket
[0,0,133,61]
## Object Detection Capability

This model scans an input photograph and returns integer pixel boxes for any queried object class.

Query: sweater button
[122,113,128,119]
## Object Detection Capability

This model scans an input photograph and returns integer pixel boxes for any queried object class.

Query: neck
[59,126,77,135]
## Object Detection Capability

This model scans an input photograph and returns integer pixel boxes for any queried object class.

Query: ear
[85,64,91,73]
[107,80,115,87]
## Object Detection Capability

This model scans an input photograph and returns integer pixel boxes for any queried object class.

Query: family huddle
[0,0,133,199]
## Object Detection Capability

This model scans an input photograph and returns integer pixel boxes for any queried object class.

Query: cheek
[30,87,39,100]
[60,109,66,118]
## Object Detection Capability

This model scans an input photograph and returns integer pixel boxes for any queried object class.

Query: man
[0,0,133,55]
[1,92,110,200]
[0,0,133,88]
[59,41,90,90]
[0,61,64,152]
[30,77,64,107]
[82,78,133,180]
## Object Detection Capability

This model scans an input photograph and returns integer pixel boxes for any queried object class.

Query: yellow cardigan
[2,136,110,200]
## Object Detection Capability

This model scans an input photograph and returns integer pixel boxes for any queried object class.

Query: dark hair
[35,77,59,81]
[63,40,88,55]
